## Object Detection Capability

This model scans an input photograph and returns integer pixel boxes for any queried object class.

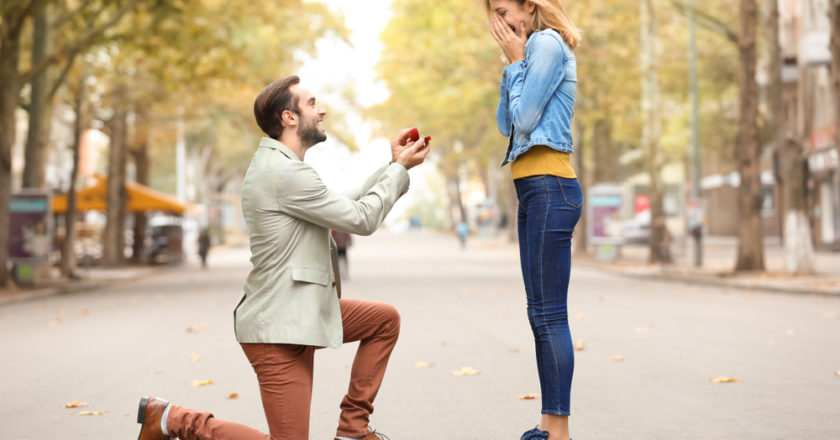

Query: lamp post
[689,0,703,267]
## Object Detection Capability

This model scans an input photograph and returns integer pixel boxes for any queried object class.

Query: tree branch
[669,0,738,45]
[47,50,79,100]
[51,0,96,30]
[21,0,139,84]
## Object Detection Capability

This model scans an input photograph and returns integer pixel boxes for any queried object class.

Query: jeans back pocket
[557,177,583,208]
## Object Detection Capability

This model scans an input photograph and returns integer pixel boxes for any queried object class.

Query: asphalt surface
[1,230,838,439]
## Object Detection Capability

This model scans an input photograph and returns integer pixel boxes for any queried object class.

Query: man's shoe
[137,396,170,440]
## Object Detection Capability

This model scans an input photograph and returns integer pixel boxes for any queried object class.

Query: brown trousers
[165,299,400,440]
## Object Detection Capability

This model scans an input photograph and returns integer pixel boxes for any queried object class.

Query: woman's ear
[525,1,536,14]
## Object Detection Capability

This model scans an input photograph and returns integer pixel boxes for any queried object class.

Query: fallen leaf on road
[77,411,107,416]
[190,353,201,363]
[187,323,210,333]
[709,377,739,383]
[635,327,650,334]
[77,308,89,316]
[461,287,472,295]
[228,393,238,399]
[824,313,837,320]
[517,394,538,400]
[785,329,795,336]
[573,340,585,351]
[414,361,432,369]
[451,366,480,376]
[63,401,88,408]
[575,313,585,320]
[191,380,215,387]
[835,371,840,377]
[607,355,625,362]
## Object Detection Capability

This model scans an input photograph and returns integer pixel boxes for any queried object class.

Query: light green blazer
[234,137,410,349]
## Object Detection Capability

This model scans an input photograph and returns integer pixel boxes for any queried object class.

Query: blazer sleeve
[341,163,389,201]
[503,33,567,134]
[277,161,409,236]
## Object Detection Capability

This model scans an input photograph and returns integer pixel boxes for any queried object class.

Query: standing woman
[486,1,582,440]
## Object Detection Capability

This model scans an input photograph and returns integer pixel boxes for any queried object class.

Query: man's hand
[390,128,414,163]
[395,138,430,170]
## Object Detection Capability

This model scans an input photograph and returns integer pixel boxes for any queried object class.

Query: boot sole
[137,396,150,424]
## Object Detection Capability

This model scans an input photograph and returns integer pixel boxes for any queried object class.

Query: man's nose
[318,106,327,116]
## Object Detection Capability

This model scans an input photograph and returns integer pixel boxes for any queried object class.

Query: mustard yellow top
[510,145,576,180]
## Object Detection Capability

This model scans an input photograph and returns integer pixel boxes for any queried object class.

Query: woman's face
[488,0,536,35]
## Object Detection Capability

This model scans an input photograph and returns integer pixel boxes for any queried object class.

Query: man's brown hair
[253,76,301,138]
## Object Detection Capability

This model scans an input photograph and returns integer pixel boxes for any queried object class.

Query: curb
[575,259,840,297]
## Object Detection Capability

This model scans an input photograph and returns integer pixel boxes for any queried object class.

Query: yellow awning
[53,175,187,215]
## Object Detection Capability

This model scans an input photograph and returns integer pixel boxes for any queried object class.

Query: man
[197,228,210,268]
[136,75,430,440]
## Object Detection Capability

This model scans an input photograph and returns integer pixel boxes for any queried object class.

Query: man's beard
[298,116,327,147]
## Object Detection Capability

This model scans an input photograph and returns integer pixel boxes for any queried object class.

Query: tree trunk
[22,3,53,189]
[591,118,615,183]
[734,0,765,271]
[831,0,840,162]
[102,86,129,266]
[0,30,23,288]
[641,0,672,264]
[61,69,87,277]
[765,0,812,272]
[779,139,814,273]
[573,120,587,254]
[130,121,149,263]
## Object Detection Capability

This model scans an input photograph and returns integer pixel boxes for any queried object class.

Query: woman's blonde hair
[485,0,581,49]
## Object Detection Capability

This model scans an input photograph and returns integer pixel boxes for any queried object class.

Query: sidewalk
[577,236,840,296]
[0,264,162,306]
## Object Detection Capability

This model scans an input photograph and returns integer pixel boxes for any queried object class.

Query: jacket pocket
[291,267,331,286]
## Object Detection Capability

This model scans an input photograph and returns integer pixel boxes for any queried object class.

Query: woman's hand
[489,14,527,64]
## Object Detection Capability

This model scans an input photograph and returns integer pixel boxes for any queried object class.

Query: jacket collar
[258,137,301,161]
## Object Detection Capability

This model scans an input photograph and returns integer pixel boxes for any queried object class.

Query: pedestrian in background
[197,228,211,269]
[331,230,352,279]
[456,221,469,249]
[487,1,582,439]
[135,76,430,440]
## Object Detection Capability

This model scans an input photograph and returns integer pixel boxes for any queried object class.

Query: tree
[0,0,141,286]
[765,0,813,273]
[672,0,764,271]
[641,0,672,263]
[372,0,501,229]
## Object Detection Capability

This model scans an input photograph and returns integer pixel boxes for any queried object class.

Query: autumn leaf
[575,313,586,320]
[227,393,239,399]
[414,361,432,369]
[191,380,215,387]
[824,313,837,320]
[785,329,795,336]
[635,327,650,334]
[709,377,739,383]
[451,366,480,376]
[189,353,201,363]
[607,355,625,362]
[834,370,840,377]
[77,411,107,416]
[517,393,538,400]
[187,323,210,334]
[573,340,585,351]
[63,401,88,408]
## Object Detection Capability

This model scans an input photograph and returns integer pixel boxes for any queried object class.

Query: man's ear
[281,110,297,129]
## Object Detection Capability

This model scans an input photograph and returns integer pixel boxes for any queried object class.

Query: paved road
[1,230,838,439]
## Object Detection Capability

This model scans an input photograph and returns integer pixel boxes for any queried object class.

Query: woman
[486,1,582,440]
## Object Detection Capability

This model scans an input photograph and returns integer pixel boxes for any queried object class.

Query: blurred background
[1,0,838,286]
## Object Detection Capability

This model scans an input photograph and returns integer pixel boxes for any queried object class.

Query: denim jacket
[496,28,577,166]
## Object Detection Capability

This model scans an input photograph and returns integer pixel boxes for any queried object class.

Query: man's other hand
[395,138,430,170]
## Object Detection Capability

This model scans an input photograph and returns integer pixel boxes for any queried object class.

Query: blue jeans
[514,175,582,416]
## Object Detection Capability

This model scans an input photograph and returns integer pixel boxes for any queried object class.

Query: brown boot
[137,396,170,440]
